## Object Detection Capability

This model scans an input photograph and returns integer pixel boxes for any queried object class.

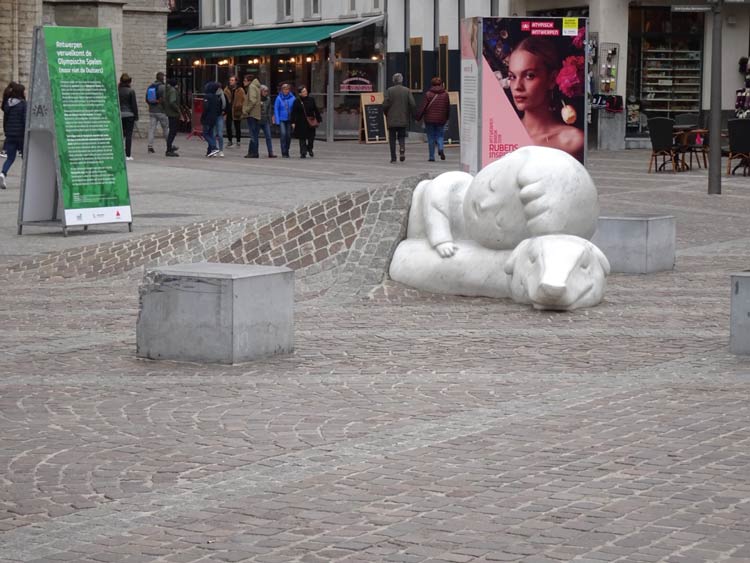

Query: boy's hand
[435,242,458,258]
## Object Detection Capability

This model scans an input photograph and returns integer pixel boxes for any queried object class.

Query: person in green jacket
[164,78,181,157]
[382,73,416,163]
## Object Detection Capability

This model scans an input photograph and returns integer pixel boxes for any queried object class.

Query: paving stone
[2,148,750,563]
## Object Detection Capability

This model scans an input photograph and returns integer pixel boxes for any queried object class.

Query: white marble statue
[389,146,609,310]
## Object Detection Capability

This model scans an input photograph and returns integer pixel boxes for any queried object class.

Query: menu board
[359,93,388,144]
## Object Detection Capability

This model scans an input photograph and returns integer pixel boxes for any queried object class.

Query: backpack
[146,84,160,105]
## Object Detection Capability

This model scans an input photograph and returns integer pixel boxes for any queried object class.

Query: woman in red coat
[416,77,450,162]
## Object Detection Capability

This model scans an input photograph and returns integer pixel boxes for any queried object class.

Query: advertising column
[44,26,132,226]
[461,17,588,171]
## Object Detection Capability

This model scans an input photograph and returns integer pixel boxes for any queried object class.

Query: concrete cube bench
[591,215,676,274]
[136,263,294,364]
[731,272,750,355]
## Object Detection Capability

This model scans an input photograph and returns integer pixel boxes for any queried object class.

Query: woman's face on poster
[507,49,556,113]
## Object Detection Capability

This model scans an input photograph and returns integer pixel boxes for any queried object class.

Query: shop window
[204,0,215,27]
[626,6,704,136]
[409,38,423,91]
[305,0,321,19]
[217,0,226,25]
[277,0,292,21]
[241,0,253,23]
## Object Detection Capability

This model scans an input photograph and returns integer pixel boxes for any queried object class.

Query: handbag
[301,101,319,128]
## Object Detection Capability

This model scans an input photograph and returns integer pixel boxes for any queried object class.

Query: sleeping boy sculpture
[389,146,610,310]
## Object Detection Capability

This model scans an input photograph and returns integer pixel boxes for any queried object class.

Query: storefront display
[627,7,704,136]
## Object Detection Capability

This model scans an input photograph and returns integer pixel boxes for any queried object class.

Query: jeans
[260,121,274,155]
[122,116,135,157]
[278,120,292,156]
[167,117,179,152]
[148,112,169,147]
[388,127,406,160]
[425,123,445,160]
[246,117,260,156]
[1,139,21,175]
[203,124,217,153]
[214,116,224,150]
[226,116,241,143]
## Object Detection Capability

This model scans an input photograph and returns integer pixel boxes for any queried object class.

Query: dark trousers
[388,127,406,160]
[226,116,241,143]
[298,127,316,156]
[122,116,135,157]
[167,117,179,152]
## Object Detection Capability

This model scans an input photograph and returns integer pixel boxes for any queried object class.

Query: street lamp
[673,1,723,194]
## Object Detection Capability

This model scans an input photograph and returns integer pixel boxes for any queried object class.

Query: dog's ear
[504,238,531,275]
[590,242,610,275]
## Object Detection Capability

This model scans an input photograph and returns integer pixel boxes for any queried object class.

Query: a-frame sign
[18,26,132,236]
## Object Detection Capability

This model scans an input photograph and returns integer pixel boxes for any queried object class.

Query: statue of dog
[504,235,610,311]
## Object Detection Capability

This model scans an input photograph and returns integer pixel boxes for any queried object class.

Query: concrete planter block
[591,215,675,274]
[137,263,294,364]
[730,272,750,355]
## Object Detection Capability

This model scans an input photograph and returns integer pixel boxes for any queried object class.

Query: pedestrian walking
[259,85,277,158]
[201,81,221,158]
[242,74,261,159]
[224,76,244,148]
[274,83,295,158]
[291,86,321,158]
[382,73,416,163]
[164,78,180,157]
[146,71,169,154]
[415,76,450,162]
[118,74,138,161]
[1,82,19,159]
[0,82,26,189]
[214,83,227,157]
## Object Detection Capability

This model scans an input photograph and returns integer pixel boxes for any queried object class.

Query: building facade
[0,0,168,138]
[170,1,750,146]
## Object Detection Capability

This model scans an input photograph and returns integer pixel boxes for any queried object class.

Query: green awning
[167,23,351,54]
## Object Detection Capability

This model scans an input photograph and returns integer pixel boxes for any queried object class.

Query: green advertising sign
[44,26,130,220]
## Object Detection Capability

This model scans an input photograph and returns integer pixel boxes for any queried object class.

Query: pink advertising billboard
[461,17,588,173]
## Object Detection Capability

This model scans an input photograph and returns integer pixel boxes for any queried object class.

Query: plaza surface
[1,138,750,563]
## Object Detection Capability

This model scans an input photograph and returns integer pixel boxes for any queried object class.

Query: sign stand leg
[128,223,132,232]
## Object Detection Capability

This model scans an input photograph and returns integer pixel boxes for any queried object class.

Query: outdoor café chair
[726,118,750,176]
[647,117,681,173]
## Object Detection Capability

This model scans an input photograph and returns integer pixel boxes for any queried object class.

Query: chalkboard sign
[359,93,389,144]
[444,91,461,146]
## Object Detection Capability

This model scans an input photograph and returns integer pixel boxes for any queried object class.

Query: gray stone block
[137,263,294,364]
[730,272,750,355]
[591,215,675,274]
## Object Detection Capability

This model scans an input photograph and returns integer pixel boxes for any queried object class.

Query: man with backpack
[146,72,170,155]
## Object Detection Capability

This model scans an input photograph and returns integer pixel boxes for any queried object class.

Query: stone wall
[0,176,424,301]
[122,0,169,108]
[0,0,43,138]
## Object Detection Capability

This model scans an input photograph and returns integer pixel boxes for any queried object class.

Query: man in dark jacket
[201,81,221,157]
[383,73,416,163]
[164,79,180,157]
[1,82,26,189]
[416,76,451,161]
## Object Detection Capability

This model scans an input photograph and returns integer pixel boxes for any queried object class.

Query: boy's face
[463,166,529,250]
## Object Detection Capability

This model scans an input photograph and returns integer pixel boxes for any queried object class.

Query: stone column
[122,0,170,107]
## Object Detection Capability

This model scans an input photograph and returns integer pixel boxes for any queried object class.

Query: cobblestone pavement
[2,146,750,563]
